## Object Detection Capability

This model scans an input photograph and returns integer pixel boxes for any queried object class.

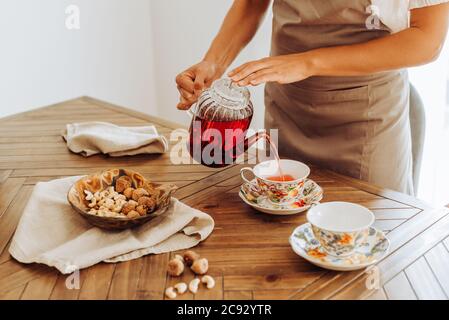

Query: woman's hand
[176,61,224,110]
[228,53,314,86]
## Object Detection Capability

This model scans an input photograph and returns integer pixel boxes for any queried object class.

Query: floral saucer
[239,179,323,215]
[289,223,390,271]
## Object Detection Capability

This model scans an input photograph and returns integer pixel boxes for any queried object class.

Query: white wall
[0,0,271,129]
[0,0,157,118]
[409,36,449,205]
[149,0,272,129]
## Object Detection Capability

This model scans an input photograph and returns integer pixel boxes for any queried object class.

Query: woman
[176,0,449,194]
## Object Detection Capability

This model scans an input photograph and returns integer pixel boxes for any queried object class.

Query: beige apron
[265,0,414,194]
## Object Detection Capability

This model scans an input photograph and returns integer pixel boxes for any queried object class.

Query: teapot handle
[240,167,257,185]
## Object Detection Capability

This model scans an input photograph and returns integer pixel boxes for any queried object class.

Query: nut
[115,176,132,193]
[136,205,148,216]
[174,282,187,294]
[103,198,114,209]
[100,190,109,199]
[127,210,140,219]
[138,196,156,211]
[88,198,97,208]
[165,287,177,299]
[132,188,150,201]
[106,190,117,199]
[183,250,200,267]
[111,204,123,213]
[84,190,94,201]
[188,278,200,293]
[121,201,137,215]
[167,257,185,276]
[191,258,208,275]
[114,193,126,201]
[123,187,135,199]
[128,200,138,207]
[201,275,215,289]
[116,198,127,207]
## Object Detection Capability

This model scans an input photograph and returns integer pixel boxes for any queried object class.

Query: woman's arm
[230,3,449,86]
[176,0,270,109]
[204,0,271,69]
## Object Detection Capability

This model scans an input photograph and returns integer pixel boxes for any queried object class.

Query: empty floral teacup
[307,202,375,257]
[240,160,310,205]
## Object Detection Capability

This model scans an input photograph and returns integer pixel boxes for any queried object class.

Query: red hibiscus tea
[265,174,296,182]
[188,116,252,168]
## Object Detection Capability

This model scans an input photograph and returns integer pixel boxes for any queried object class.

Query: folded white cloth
[63,122,169,157]
[9,176,214,274]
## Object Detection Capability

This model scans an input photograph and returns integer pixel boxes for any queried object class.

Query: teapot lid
[194,78,253,121]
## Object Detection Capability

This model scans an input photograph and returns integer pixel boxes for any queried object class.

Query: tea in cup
[307,202,375,257]
[240,159,310,204]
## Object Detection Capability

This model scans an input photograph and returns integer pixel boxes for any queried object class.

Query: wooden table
[1,97,449,300]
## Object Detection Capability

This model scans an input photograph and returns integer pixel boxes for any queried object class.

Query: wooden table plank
[365,289,388,300]
[20,273,59,300]
[0,170,12,184]
[224,272,323,291]
[50,271,86,300]
[224,291,253,300]
[443,236,449,252]
[405,257,447,300]
[372,208,421,220]
[424,243,449,297]
[330,273,375,300]
[383,272,417,300]
[0,178,25,219]
[253,289,296,300]
[0,185,32,254]
[0,284,25,300]
[378,209,449,285]
[136,253,169,300]
[0,260,53,294]
[78,263,116,300]
[0,238,12,264]
[107,259,143,300]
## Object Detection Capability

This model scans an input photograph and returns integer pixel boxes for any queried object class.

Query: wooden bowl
[67,168,177,230]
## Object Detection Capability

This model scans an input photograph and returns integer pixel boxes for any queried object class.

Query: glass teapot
[187,78,264,168]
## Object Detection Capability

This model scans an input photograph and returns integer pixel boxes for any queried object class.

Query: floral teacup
[240,160,310,205]
[307,202,375,257]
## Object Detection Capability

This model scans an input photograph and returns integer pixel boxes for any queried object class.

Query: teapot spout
[232,129,269,164]
[243,130,268,152]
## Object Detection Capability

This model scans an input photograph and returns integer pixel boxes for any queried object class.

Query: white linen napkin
[62,122,169,157]
[9,176,214,274]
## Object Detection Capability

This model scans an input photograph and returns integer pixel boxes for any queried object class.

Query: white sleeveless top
[373,0,449,33]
